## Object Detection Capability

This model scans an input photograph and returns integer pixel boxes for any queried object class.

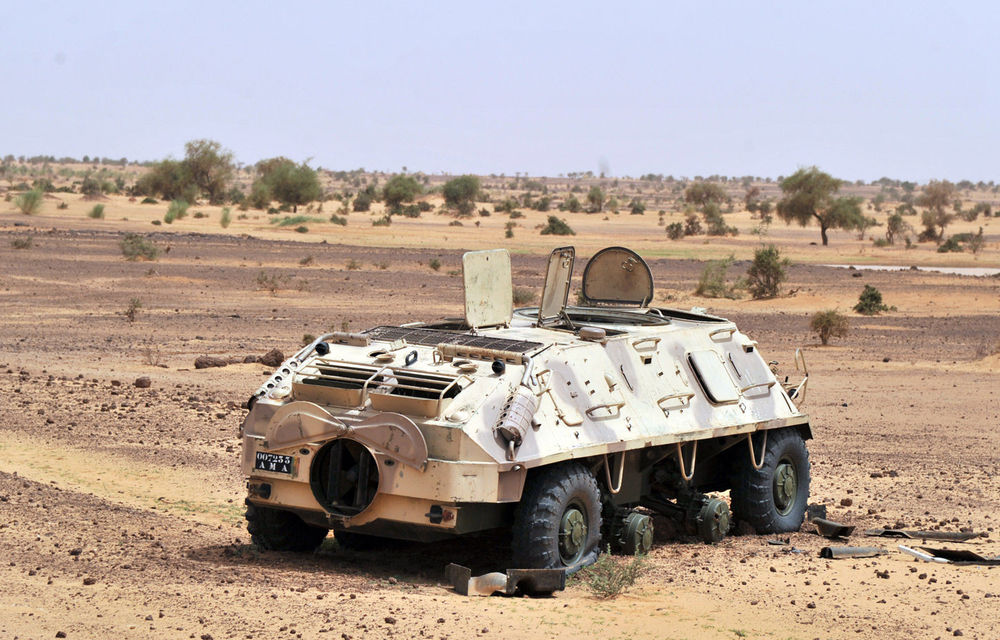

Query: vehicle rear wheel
[245,500,328,552]
[730,428,810,534]
[512,463,602,575]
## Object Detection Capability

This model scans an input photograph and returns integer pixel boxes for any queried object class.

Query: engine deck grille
[363,326,542,354]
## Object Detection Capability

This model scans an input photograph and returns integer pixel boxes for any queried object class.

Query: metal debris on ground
[864,528,980,542]
[813,518,856,539]
[819,546,888,559]
[898,546,1000,566]
[767,538,790,546]
[806,503,828,521]
[445,563,566,597]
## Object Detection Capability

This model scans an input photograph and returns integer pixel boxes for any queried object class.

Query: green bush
[683,211,702,235]
[695,256,740,298]
[352,191,372,212]
[577,549,647,599]
[57,201,68,210]
[270,215,325,227]
[745,245,789,299]
[119,233,160,261]
[371,215,391,227]
[853,284,889,315]
[666,222,684,240]
[163,199,189,224]
[141,196,158,204]
[294,225,309,233]
[11,236,33,249]
[442,175,480,213]
[629,198,646,215]
[87,204,105,219]
[936,236,963,253]
[15,189,43,215]
[540,215,575,236]
[220,207,232,228]
[429,258,441,271]
[329,214,347,226]
[810,310,849,345]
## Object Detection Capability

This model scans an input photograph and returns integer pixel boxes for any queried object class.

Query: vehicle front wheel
[245,500,328,552]
[512,463,602,575]
[730,428,810,534]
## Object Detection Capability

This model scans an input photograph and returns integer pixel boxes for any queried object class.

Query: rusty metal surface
[813,518,855,539]
[864,528,980,542]
[445,563,566,597]
[819,546,887,559]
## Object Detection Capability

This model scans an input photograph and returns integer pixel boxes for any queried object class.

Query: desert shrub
[629,198,646,215]
[123,298,142,323]
[299,255,315,266]
[87,204,105,219]
[15,189,43,215]
[255,271,283,293]
[346,259,361,270]
[352,191,372,212]
[745,245,789,299]
[329,214,347,226]
[417,201,432,212]
[854,284,889,315]
[967,227,985,255]
[253,158,321,212]
[398,204,421,218]
[564,195,582,213]
[872,237,890,248]
[540,215,575,236]
[429,258,441,271]
[504,221,515,238]
[703,203,737,236]
[248,181,272,209]
[666,222,685,240]
[57,201,69,210]
[448,220,463,227]
[512,286,535,305]
[695,256,740,299]
[270,215,324,227]
[294,225,309,233]
[163,199,189,224]
[151,219,162,226]
[810,310,849,345]
[371,215,392,227]
[534,196,551,212]
[936,236,963,253]
[495,198,517,214]
[587,186,605,212]
[442,175,480,214]
[220,207,232,228]
[32,178,55,192]
[683,211,703,235]
[577,549,647,599]
[80,175,102,196]
[141,196,158,204]
[119,233,160,261]
[11,236,33,249]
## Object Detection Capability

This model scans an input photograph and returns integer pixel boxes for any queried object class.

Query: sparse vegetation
[124,298,142,323]
[666,222,684,240]
[255,271,284,294]
[917,180,956,242]
[695,256,741,298]
[346,259,361,270]
[443,175,480,217]
[429,258,441,271]
[512,287,535,305]
[329,213,347,226]
[87,204,105,219]
[577,549,647,599]
[382,174,422,211]
[810,310,849,345]
[220,206,232,228]
[540,215,575,236]
[163,199,189,224]
[745,245,789,299]
[15,189,43,215]
[119,233,160,261]
[299,255,315,266]
[253,157,322,213]
[854,284,889,315]
[270,215,325,227]
[11,236,33,249]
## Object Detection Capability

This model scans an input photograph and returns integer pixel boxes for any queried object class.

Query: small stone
[954,631,963,637]
[82,577,96,585]
[840,498,853,507]
[111,380,122,386]
[134,376,152,388]
[69,547,83,556]
[194,356,228,369]
[384,617,396,625]
[56,633,66,639]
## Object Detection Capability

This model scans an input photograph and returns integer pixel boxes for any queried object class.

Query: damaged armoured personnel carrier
[241,246,811,572]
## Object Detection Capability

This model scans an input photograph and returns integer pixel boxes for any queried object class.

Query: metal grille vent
[363,326,542,354]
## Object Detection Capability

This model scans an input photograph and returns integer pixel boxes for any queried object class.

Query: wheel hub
[773,461,797,515]
[559,507,588,563]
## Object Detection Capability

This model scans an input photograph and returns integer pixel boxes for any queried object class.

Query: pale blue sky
[3,1,998,181]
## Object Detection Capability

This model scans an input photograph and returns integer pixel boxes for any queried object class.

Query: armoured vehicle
[241,246,811,574]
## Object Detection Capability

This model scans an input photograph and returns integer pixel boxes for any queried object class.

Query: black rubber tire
[730,428,810,534]
[334,530,392,551]
[512,463,602,573]
[245,500,328,552]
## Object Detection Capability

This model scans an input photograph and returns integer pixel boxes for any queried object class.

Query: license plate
[255,452,293,474]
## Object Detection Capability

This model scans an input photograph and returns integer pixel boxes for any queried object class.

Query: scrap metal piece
[898,545,949,563]
[445,563,566,597]
[864,528,980,543]
[820,546,887,559]
[813,518,855,539]
[806,503,827,522]
[917,547,1000,566]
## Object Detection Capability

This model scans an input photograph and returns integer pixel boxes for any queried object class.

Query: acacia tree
[684,182,728,208]
[253,157,321,212]
[382,174,422,211]
[586,185,605,213]
[443,175,480,216]
[776,167,865,246]
[183,139,235,204]
[916,180,956,242]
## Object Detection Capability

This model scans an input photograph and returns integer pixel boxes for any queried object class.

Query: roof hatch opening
[581,246,653,307]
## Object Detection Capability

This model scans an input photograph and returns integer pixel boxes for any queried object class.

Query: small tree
[854,284,889,315]
[776,167,865,246]
[564,195,581,213]
[183,139,235,204]
[684,182,728,207]
[695,256,739,298]
[916,180,956,243]
[443,175,480,216]
[745,245,789,299]
[587,185,605,213]
[253,158,322,213]
[810,310,849,345]
[382,174,422,211]
[629,198,645,215]
[885,212,912,245]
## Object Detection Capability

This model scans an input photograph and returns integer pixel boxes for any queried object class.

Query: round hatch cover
[581,246,653,307]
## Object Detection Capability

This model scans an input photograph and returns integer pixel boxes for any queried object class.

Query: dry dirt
[1,209,999,640]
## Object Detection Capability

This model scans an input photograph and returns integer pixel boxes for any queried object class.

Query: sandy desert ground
[1,197,999,640]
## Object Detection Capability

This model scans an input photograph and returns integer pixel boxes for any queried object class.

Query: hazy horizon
[4,1,999,183]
